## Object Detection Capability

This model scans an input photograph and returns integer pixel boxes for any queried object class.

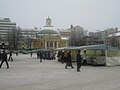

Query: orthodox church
[33,17,68,49]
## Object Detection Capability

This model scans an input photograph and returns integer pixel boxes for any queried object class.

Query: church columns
[43,37,60,49]
[45,41,47,49]
[53,42,55,49]
[57,42,59,48]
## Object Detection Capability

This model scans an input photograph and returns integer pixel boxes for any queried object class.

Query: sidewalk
[0,54,120,90]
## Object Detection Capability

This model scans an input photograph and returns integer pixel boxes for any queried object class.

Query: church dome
[37,17,59,36]
[37,27,59,36]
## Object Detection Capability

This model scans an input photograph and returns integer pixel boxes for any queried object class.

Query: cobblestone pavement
[0,54,120,90]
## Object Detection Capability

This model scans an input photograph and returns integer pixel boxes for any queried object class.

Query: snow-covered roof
[107,32,120,37]
[59,29,71,32]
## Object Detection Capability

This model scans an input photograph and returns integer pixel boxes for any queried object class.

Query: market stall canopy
[55,44,119,51]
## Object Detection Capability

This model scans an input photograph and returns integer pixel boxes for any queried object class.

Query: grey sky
[0,0,120,31]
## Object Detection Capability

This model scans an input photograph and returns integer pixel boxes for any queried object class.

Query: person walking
[57,50,62,62]
[30,52,33,57]
[0,50,9,69]
[37,51,39,58]
[76,50,82,72]
[83,50,87,66]
[39,51,43,62]
[16,51,18,56]
[65,51,74,69]
[8,51,13,62]
[60,51,65,64]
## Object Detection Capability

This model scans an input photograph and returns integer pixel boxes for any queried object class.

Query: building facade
[89,28,118,45]
[33,17,68,49]
[107,31,120,48]
[0,18,16,49]
[59,29,71,40]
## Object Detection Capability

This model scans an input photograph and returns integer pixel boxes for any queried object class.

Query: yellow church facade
[33,35,68,49]
[32,17,68,49]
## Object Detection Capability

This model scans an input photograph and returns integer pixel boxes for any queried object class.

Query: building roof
[107,32,120,37]
[37,27,59,36]
[37,17,60,36]
[59,29,71,32]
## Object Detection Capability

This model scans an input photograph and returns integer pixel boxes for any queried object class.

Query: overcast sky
[0,0,120,31]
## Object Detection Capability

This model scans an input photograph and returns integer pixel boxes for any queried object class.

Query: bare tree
[69,25,85,46]
[110,35,119,48]
[16,27,22,50]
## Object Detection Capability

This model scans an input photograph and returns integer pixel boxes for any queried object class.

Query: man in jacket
[76,50,82,72]
[0,50,9,69]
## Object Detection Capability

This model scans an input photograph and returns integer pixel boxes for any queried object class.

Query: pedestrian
[44,51,47,60]
[65,51,74,69]
[8,51,13,62]
[83,50,87,66]
[50,51,54,60]
[57,50,62,62]
[60,51,65,64]
[30,52,33,57]
[0,50,9,69]
[48,51,50,60]
[76,50,82,72]
[37,51,39,58]
[53,52,56,60]
[39,51,43,62]
[16,51,18,56]
[64,50,67,63]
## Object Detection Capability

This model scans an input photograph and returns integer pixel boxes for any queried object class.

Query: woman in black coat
[65,51,74,69]
[39,51,43,62]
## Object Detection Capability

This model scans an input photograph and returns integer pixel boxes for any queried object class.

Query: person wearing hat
[76,50,82,72]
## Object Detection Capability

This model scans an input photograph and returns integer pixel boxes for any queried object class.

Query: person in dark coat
[57,51,62,62]
[0,50,9,69]
[39,51,43,62]
[16,51,18,56]
[83,50,87,66]
[37,51,39,58]
[8,51,13,62]
[76,50,82,72]
[60,51,65,64]
[65,51,74,69]
[30,52,33,57]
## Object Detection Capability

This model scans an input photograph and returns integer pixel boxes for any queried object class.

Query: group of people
[37,51,56,62]
[57,49,88,72]
[65,50,83,72]
[0,50,13,69]
[0,48,88,72]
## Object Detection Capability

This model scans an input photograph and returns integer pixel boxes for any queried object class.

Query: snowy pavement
[0,54,120,90]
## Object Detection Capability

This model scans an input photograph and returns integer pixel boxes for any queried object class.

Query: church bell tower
[45,17,53,27]
[46,17,51,27]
